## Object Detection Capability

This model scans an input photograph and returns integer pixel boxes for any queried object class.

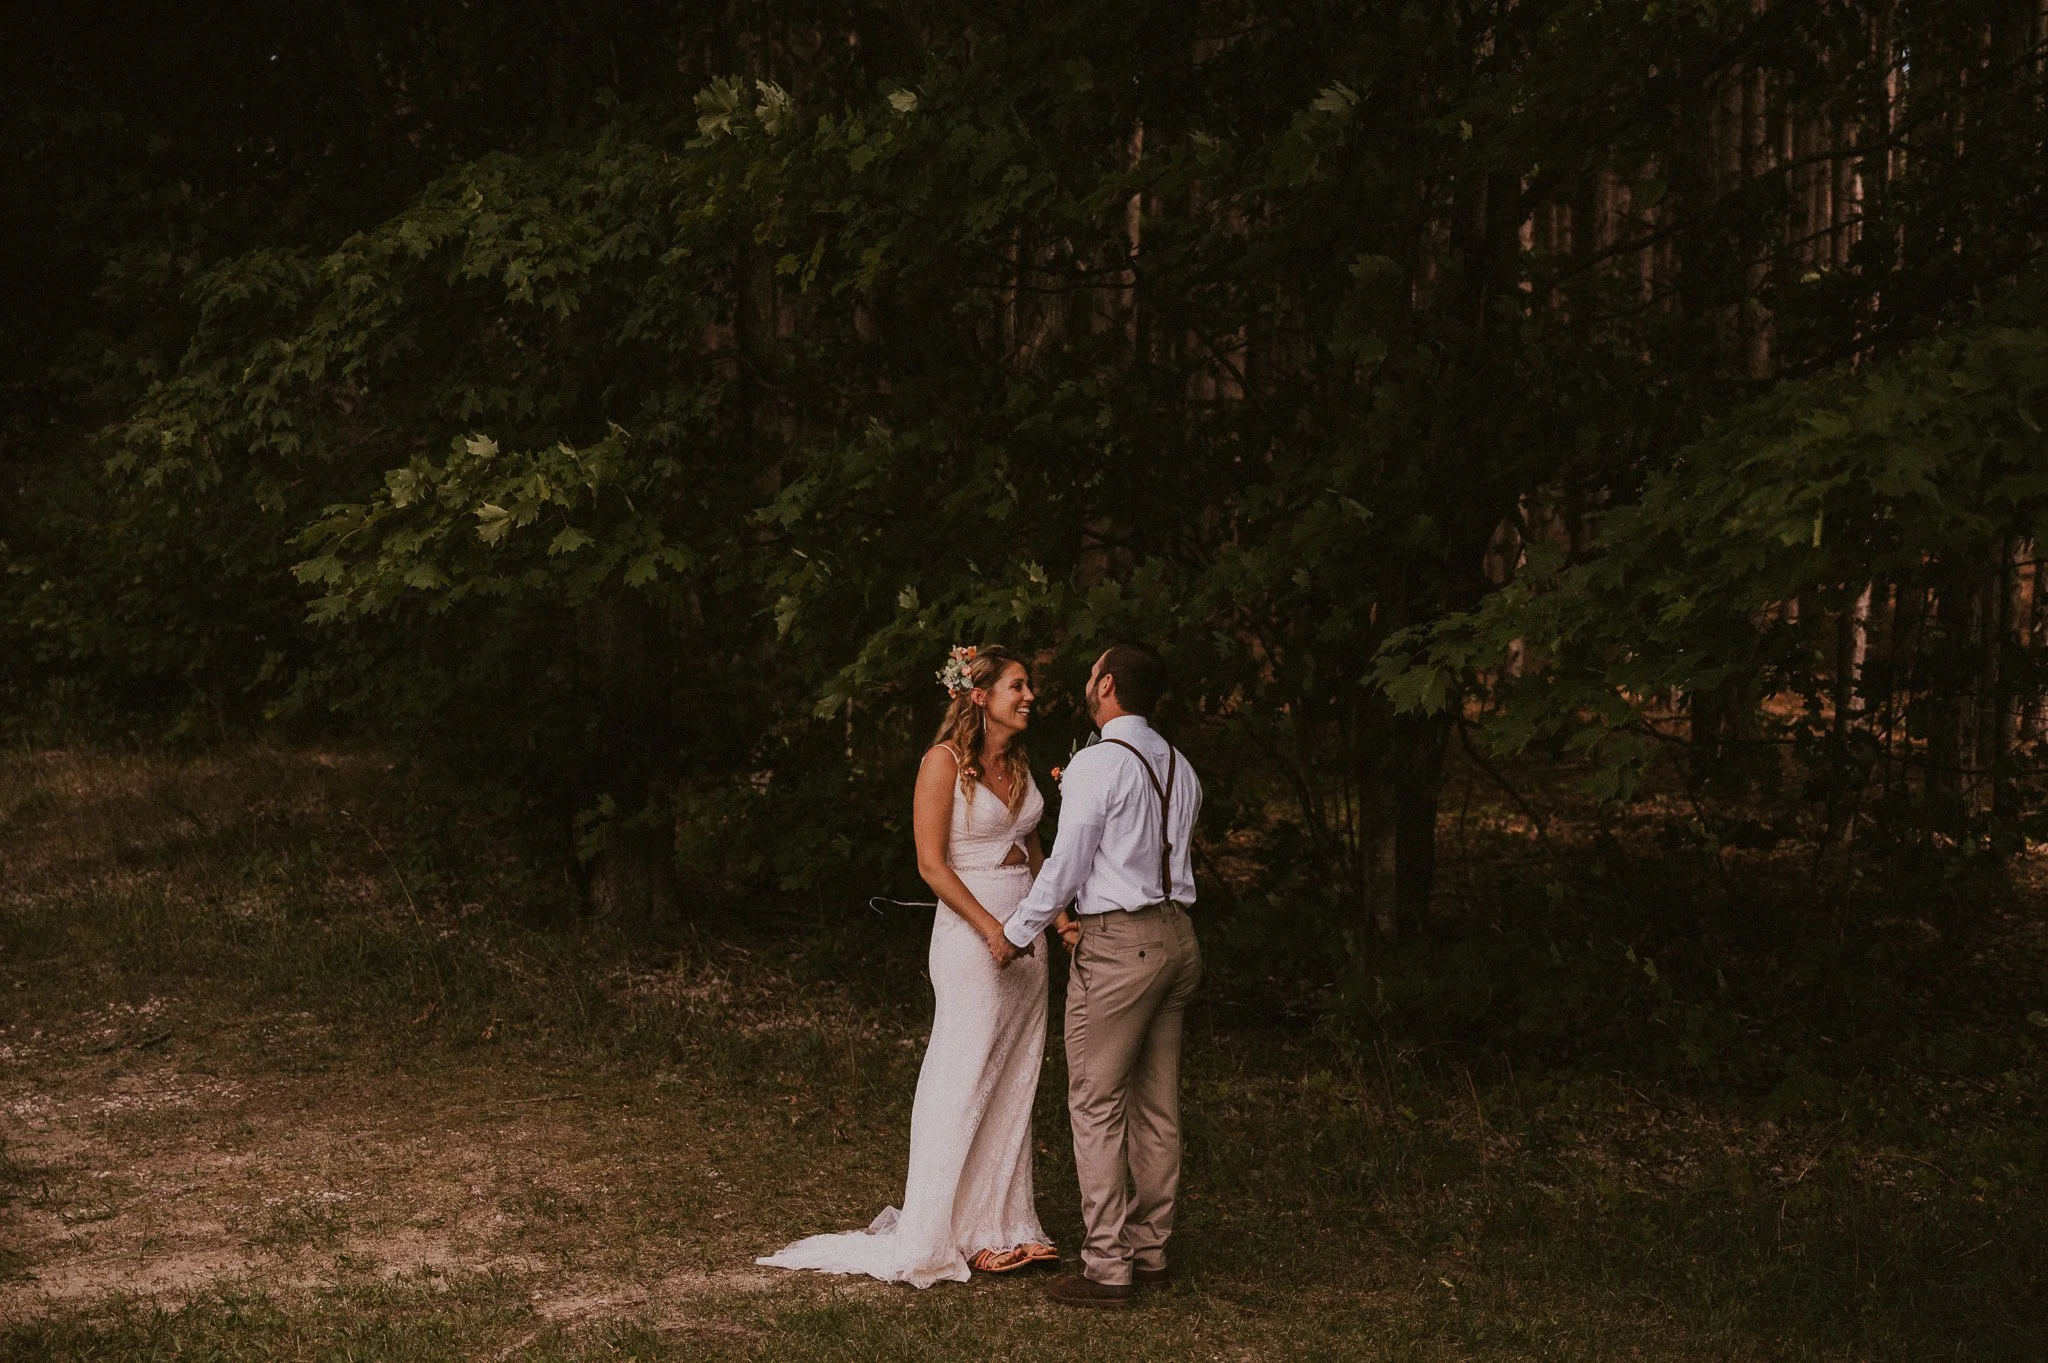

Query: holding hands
[986,912,1077,969]
[986,927,1035,969]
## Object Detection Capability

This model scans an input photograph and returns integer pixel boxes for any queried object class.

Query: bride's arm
[913,746,1010,950]
[1025,829,1046,878]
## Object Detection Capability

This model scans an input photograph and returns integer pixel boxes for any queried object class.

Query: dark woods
[6,2,2048,1039]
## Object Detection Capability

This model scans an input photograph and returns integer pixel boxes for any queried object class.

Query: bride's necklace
[980,746,1014,801]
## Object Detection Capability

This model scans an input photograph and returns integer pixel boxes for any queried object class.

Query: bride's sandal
[972,1242,1057,1275]
[970,1246,1034,1275]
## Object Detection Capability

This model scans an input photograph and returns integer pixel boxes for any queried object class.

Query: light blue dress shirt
[1004,715,1201,949]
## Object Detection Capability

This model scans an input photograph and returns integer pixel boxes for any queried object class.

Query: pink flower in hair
[937,645,979,697]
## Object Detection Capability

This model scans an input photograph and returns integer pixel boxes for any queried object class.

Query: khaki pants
[1063,902,1202,1286]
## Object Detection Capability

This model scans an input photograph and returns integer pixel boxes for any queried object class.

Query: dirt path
[0,746,922,1339]
[0,1006,887,1332]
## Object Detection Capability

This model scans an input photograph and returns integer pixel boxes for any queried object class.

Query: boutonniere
[1049,766,1065,783]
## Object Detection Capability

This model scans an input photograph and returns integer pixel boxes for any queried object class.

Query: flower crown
[937,644,979,697]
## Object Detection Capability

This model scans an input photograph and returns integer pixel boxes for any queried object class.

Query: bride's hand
[1054,913,1080,952]
[985,928,1032,967]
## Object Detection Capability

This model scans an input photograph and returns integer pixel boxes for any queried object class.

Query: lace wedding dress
[758,763,1052,1287]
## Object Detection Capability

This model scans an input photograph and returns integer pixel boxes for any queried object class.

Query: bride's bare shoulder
[915,745,962,812]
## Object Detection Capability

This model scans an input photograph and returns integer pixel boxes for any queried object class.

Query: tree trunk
[1922,580,1966,833]
[1834,583,1871,733]
[576,593,681,921]
[1355,706,1451,946]
[2024,547,2048,742]
[1362,771,1400,944]
[1689,672,1759,796]
[1393,710,1451,931]
[1984,539,2018,841]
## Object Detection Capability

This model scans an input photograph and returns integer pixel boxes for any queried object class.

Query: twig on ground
[1903,1153,1959,1184]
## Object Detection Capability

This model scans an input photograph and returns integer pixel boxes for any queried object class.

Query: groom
[995,644,1203,1308]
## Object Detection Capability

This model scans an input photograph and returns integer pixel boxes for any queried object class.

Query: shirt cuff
[1003,901,1052,949]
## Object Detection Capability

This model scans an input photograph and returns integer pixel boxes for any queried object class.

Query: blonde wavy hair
[932,645,1033,817]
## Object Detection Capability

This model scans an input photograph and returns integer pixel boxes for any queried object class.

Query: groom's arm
[1003,756,1109,950]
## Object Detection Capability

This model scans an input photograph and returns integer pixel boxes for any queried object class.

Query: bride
[758,644,1067,1287]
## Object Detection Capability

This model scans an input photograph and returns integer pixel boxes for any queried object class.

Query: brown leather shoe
[1043,1273,1135,1309]
[1133,1264,1172,1287]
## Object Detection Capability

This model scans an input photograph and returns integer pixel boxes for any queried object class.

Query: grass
[0,744,2044,1360]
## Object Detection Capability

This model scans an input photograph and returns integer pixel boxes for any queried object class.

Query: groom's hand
[988,932,1026,969]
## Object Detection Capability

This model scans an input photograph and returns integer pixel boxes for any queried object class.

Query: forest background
[4,1,2048,1357]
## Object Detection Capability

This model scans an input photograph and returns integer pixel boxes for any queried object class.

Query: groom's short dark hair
[1098,644,1166,717]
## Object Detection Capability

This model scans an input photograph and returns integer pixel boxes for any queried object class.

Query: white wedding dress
[758,762,1053,1287]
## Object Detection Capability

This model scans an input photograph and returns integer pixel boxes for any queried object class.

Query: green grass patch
[1,747,2044,1360]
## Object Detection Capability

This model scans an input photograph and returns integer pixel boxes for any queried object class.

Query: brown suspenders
[1102,738,1179,906]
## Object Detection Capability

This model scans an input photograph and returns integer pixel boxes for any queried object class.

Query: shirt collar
[1100,714,1154,743]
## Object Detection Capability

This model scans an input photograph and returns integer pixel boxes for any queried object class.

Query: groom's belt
[1086,901,1189,920]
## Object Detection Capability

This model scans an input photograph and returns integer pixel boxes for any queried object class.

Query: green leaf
[475,503,512,545]
[293,555,345,585]
[754,80,794,136]
[1311,83,1358,117]
[548,527,594,556]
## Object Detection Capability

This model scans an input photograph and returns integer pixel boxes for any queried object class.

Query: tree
[12,0,2047,945]
[1380,282,2048,867]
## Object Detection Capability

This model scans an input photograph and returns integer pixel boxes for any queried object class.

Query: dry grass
[0,745,2043,1360]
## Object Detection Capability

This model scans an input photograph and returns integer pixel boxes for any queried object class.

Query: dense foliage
[6,1,2047,960]
[1384,281,2048,856]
